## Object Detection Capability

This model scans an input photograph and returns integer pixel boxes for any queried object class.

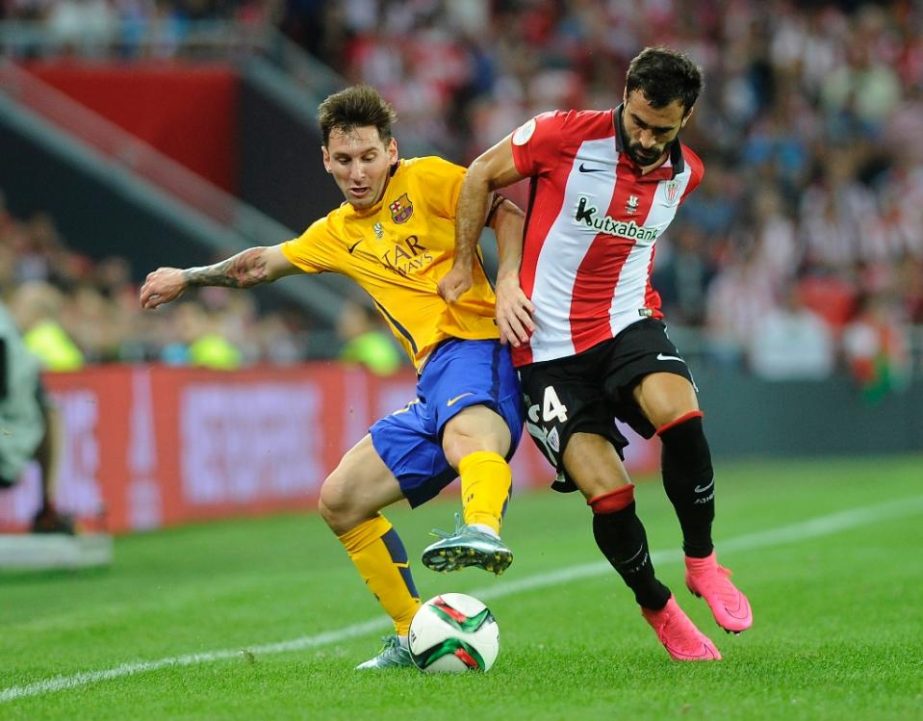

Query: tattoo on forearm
[183,248,269,288]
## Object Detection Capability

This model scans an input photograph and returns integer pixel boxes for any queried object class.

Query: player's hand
[495,274,534,347]
[438,264,473,303]
[139,267,187,310]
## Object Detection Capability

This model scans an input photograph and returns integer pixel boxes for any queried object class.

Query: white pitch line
[470,494,923,602]
[3,494,922,704]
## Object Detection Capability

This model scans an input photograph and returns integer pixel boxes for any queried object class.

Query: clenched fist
[437,264,473,303]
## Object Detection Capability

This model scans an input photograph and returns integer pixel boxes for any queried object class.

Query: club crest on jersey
[626,195,640,214]
[664,180,680,205]
[373,222,384,239]
[389,194,414,224]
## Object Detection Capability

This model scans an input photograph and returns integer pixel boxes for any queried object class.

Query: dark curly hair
[626,47,703,114]
[318,85,398,146]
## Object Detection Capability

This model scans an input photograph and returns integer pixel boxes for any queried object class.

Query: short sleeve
[510,111,567,177]
[280,217,337,274]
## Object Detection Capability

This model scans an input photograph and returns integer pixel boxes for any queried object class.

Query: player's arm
[488,196,534,347]
[139,244,300,310]
[439,135,526,303]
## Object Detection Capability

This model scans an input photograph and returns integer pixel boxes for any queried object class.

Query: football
[408,593,500,673]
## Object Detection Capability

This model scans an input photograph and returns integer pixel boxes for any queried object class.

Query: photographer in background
[0,300,73,534]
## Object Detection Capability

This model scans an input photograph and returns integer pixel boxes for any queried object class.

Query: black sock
[659,415,715,558]
[592,502,671,610]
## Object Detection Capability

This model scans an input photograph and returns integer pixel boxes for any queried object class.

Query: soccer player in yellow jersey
[139,85,526,669]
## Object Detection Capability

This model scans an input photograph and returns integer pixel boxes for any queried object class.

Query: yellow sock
[338,515,420,636]
[459,450,512,534]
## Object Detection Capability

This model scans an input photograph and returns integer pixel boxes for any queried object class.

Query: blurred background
[0,0,920,534]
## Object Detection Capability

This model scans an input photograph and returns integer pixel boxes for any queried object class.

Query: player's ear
[387,137,398,164]
[322,145,332,173]
[681,106,695,127]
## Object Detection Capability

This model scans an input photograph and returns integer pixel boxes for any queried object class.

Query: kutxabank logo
[574,195,660,243]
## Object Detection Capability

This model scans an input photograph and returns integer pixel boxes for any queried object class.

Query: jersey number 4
[527,385,569,424]
[526,385,569,463]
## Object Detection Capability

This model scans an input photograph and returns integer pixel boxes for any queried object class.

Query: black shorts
[517,319,694,493]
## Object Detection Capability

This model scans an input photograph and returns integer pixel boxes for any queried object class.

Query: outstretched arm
[439,134,526,302]
[139,244,299,310]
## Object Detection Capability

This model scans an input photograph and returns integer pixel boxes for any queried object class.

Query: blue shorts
[370,338,524,508]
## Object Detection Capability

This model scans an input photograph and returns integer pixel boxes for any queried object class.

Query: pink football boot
[641,595,722,661]
[685,552,753,633]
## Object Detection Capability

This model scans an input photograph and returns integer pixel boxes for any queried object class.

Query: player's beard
[627,143,664,167]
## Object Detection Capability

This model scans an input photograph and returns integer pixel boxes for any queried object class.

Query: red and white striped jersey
[509,108,704,366]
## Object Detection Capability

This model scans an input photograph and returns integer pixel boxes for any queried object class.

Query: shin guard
[589,484,670,610]
[658,412,715,558]
[339,515,420,635]
[459,450,512,534]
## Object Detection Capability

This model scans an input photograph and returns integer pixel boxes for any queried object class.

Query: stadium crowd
[0,0,920,386]
[0,190,323,368]
[313,0,921,386]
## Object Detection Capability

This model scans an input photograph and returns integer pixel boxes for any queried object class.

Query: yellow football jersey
[281,156,499,371]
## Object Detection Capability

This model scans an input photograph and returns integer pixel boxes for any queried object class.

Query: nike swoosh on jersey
[656,353,686,363]
[446,392,475,407]
[693,479,715,494]
[578,163,604,173]
[347,239,363,253]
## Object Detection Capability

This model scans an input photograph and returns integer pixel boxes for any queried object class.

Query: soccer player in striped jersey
[140,85,526,670]
[442,47,752,662]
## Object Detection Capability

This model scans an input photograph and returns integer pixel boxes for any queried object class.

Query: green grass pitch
[2,456,922,721]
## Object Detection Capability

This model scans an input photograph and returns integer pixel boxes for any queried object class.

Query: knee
[442,430,508,470]
[562,433,633,500]
[318,473,356,534]
[576,473,630,503]
[441,428,477,469]
[442,411,510,469]
[635,374,699,430]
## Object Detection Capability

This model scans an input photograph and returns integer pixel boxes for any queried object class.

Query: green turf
[2,456,922,721]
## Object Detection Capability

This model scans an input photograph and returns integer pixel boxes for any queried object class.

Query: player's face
[322,126,398,210]
[621,89,691,168]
